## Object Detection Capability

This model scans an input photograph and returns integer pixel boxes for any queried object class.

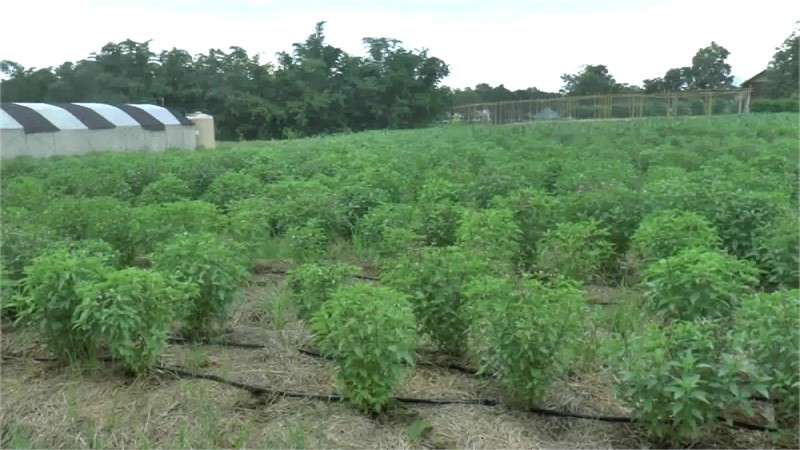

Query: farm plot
[1,113,799,449]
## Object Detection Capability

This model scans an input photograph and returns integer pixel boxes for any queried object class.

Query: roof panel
[50,103,116,130]
[128,104,181,125]
[116,104,165,131]
[0,103,59,134]
[72,103,141,127]
[0,109,23,130]
[15,103,88,130]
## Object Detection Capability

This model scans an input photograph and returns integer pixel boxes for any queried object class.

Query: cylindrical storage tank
[187,112,216,149]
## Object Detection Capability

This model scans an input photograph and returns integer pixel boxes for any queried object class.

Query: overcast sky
[1,0,797,91]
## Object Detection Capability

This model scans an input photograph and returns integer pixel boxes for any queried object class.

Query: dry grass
[0,267,790,449]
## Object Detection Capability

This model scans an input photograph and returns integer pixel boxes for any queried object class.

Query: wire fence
[450,89,753,125]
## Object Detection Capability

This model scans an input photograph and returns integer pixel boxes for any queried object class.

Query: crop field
[1,114,798,449]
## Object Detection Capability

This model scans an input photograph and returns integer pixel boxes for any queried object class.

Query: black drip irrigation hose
[254,268,378,282]
[296,347,481,376]
[164,337,483,376]
[0,353,780,433]
[157,364,777,432]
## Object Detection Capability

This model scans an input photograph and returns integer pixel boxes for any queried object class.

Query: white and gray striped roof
[0,102,195,133]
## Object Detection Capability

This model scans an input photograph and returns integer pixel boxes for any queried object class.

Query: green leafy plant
[151,233,250,340]
[353,203,417,252]
[137,173,192,205]
[609,320,767,446]
[263,179,347,236]
[286,220,329,263]
[1,176,50,211]
[74,268,197,374]
[14,247,112,361]
[535,220,614,283]
[701,188,790,260]
[382,245,487,355]
[732,290,800,423]
[310,283,417,414]
[201,171,263,209]
[224,197,277,262]
[1,208,58,282]
[751,212,799,289]
[465,275,586,406]
[286,262,360,321]
[642,248,760,321]
[490,188,562,268]
[1,261,18,319]
[131,200,222,257]
[631,210,721,265]
[456,207,521,270]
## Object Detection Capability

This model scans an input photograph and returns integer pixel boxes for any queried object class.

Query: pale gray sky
[1,0,797,91]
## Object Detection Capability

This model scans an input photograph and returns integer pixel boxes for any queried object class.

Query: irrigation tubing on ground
[253,267,378,282]
[164,337,483,377]
[0,353,780,433]
[156,364,778,432]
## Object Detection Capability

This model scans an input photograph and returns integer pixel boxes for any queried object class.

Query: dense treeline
[2,23,797,140]
[0,22,451,140]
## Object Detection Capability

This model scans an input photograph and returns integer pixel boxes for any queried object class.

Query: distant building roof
[740,70,769,88]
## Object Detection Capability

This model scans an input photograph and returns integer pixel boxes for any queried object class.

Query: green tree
[689,42,733,89]
[766,24,800,98]
[560,64,620,95]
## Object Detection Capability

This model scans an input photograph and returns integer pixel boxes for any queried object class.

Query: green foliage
[201,172,263,209]
[701,189,790,260]
[353,203,417,252]
[382,245,487,355]
[1,176,49,211]
[631,210,721,264]
[151,233,250,340]
[286,262,359,321]
[1,261,17,319]
[490,188,561,267]
[263,179,346,236]
[413,179,465,246]
[310,283,417,414]
[137,173,192,205]
[224,197,276,261]
[535,220,614,283]
[74,268,197,374]
[456,207,521,269]
[751,212,800,289]
[609,320,766,446]
[0,208,58,281]
[751,98,799,113]
[465,275,586,405]
[732,290,800,422]
[131,200,221,256]
[642,248,760,321]
[14,247,112,361]
[286,220,329,263]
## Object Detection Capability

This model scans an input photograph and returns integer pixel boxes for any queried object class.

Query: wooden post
[744,88,752,113]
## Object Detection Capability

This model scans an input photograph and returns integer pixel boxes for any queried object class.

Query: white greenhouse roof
[128,104,181,125]
[0,109,23,130]
[72,103,142,127]
[15,102,88,130]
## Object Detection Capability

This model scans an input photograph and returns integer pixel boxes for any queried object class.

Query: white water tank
[187,111,216,149]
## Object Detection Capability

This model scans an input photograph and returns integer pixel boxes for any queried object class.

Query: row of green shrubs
[751,98,799,113]
[6,234,249,374]
[282,205,798,445]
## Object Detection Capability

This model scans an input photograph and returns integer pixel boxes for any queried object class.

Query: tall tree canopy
[689,41,733,90]
[765,24,799,98]
[560,64,624,96]
[0,22,451,140]
[643,42,733,93]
